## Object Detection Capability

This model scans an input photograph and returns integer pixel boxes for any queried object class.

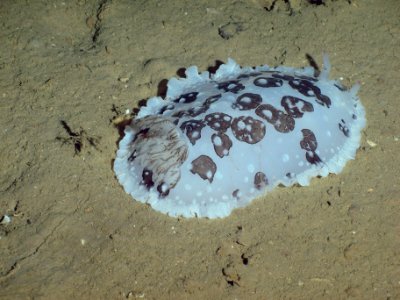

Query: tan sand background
[0,0,399,299]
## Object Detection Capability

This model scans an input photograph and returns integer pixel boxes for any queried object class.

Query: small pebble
[0,215,11,225]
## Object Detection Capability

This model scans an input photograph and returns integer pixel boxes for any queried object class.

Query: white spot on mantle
[282,154,290,162]
[247,164,255,173]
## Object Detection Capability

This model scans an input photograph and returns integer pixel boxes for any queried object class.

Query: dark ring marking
[254,77,283,88]
[217,80,245,94]
[190,155,217,183]
[338,119,350,137]
[205,112,232,133]
[254,172,268,190]
[255,104,295,133]
[180,119,206,145]
[300,129,322,165]
[231,116,266,144]
[281,96,314,118]
[173,92,199,104]
[141,168,154,189]
[211,132,232,158]
[233,93,262,110]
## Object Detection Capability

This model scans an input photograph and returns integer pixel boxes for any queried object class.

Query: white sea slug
[114,55,366,218]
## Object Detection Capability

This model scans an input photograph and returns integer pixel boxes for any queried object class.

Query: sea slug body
[114,55,366,218]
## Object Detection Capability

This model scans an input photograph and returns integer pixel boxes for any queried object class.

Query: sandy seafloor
[0,0,399,299]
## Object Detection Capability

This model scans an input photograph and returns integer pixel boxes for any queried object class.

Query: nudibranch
[114,55,366,218]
